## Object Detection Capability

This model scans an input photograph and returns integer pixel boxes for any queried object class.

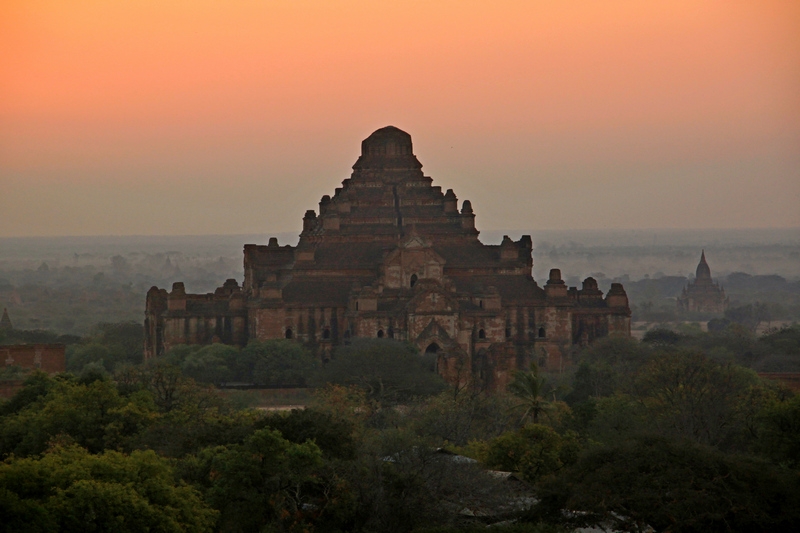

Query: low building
[2,344,66,374]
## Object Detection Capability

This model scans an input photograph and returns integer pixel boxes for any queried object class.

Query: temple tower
[677,250,728,314]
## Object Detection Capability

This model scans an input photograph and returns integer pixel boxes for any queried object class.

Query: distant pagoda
[677,251,728,314]
[0,308,12,331]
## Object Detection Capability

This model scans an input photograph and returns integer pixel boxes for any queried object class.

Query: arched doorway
[423,342,441,373]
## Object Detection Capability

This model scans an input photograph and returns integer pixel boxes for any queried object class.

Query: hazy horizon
[1,226,799,242]
[3,228,799,282]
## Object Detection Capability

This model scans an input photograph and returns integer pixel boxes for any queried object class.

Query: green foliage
[346,428,517,533]
[0,371,59,417]
[587,393,651,442]
[181,344,238,386]
[186,428,323,532]
[0,329,81,347]
[565,337,652,405]
[0,378,157,458]
[317,339,446,405]
[257,408,357,460]
[242,339,318,387]
[65,321,144,374]
[754,325,800,371]
[760,324,800,353]
[529,435,800,533]
[0,444,217,533]
[642,327,682,346]
[161,343,201,367]
[632,350,760,447]
[726,302,773,331]
[0,365,30,383]
[92,322,144,364]
[756,394,800,467]
[67,343,121,373]
[163,339,318,387]
[480,424,580,484]
[412,390,517,446]
[115,362,260,458]
[508,364,553,424]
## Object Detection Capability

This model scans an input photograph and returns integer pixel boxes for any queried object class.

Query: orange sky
[1,0,799,237]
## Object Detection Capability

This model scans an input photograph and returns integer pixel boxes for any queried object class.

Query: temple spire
[0,308,12,330]
[695,249,712,282]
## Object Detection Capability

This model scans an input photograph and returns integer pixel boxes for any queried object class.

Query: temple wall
[2,344,65,374]
[254,308,287,340]
[608,314,631,336]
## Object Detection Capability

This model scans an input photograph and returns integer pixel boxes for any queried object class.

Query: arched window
[538,327,546,338]
[425,342,440,354]
[410,274,418,288]
[479,300,484,309]
[505,327,511,339]
[285,328,293,339]
[388,327,394,339]
[478,329,486,339]
[343,329,350,339]
[322,328,330,339]
[377,329,384,338]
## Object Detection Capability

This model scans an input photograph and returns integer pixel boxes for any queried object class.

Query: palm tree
[507,363,552,424]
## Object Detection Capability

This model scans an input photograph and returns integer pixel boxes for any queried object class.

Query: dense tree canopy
[0,445,217,533]
[316,339,447,405]
[2,318,799,532]
[530,435,800,533]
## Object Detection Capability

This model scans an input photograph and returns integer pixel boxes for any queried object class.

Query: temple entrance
[422,342,441,373]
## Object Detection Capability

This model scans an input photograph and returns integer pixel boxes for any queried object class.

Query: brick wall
[2,344,66,374]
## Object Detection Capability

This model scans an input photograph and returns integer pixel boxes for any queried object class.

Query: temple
[144,126,631,389]
[677,250,728,314]
[0,308,11,331]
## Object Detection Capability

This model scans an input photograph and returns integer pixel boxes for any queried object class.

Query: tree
[508,364,552,424]
[186,428,323,532]
[181,344,237,386]
[241,339,318,387]
[0,444,217,533]
[67,343,124,373]
[0,378,156,457]
[480,424,580,484]
[756,394,800,467]
[565,337,651,405]
[92,322,144,365]
[632,351,759,447]
[66,322,145,373]
[412,389,517,446]
[317,339,446,406]
[529,435,800,533]
[642,328,682,346]
[0,371,59,417]
[257,408,357,460]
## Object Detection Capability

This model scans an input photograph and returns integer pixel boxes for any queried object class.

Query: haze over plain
[1,0,798,237]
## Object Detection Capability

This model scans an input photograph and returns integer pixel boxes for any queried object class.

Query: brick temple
[144,126,631,389]
[677,250,728,314]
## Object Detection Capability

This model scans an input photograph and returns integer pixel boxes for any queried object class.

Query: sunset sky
[1,0,798,237]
